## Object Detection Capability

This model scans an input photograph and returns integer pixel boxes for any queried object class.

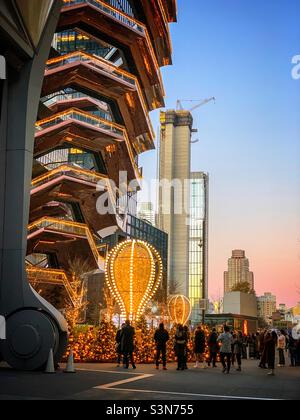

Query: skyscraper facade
[224,250,254,293]
[158,110,193,295]
[257,293,277,320]
[189,172,209,323]
[137,202,156,226]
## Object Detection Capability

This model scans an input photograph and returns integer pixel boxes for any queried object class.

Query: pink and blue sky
[139,0,300,308]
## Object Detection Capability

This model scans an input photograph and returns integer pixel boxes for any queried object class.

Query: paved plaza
[0,360,299,400]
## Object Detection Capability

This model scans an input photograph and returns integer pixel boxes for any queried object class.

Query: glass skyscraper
[189,172,209,324]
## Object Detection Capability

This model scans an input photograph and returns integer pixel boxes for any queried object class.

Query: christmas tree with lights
[135,316,156,364]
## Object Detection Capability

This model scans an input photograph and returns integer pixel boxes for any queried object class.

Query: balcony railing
[35,108,142,180]
[31,164,108,190]
[27,217,105,269]
[27,266,82,307]
[61,0,161,80]
[45,52,154,138]
[28,217,87,237]
[46,51,135,86]
[62,0,145,35]
[42,90,112,120]
[35,108,124,138]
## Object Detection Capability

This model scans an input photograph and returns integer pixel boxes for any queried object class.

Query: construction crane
[176,97,216,112]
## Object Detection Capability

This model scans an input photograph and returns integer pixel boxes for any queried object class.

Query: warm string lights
[105,240,163,321]
[31,164,108,188]
[65,322,218,364]
[168,295,192,326]
[61,0,162,77]
[27,217,105,270]
[35,107,125,134]
[129,241,135,318]
[45,50,154,139]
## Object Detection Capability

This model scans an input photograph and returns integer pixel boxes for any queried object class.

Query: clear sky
[139,0,300,307]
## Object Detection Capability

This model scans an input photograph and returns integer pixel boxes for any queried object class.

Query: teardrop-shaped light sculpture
[105,240,163,321]
[168,295,192,326]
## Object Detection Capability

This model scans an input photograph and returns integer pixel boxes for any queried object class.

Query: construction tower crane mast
[176,97,216,112]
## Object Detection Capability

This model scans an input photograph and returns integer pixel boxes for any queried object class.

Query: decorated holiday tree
[66,326,97,362]
[94,321,117,363]
[166,324,177,362]
[135,316,156,364]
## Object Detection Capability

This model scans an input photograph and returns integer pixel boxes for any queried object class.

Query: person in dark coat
[115,323,125,367]
[255,332,260,359]
[264,331,277,376]
[175,325,187,371]
[259,330,268,369]
[154,323,169,370]
[208,328,219,367]
[183,325,190,369]
[296,338,300,366]
[288,334,297,367]
[120,320,136,369]
[233,332,243,371]
[248,334,256,359]
[194,325,206,368]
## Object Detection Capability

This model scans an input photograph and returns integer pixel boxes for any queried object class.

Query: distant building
[223,291,258,318]
[285,302,300,324]
[224,250,254,294]
[278,303,287,315]
[257,293,277,320]
[137,202,156,226]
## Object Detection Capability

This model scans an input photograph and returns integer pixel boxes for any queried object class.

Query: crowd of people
[115,321,300,375]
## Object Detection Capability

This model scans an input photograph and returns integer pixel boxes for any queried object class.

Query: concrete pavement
[0,360,299,400]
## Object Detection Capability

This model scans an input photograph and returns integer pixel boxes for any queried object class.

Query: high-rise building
[137,202,156,226]
[158,110,193,295]
[189,172,209,323]
[257,293,277,320]
[224,250,254,294]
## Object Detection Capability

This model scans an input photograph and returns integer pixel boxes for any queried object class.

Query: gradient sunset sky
[139,0,300,308]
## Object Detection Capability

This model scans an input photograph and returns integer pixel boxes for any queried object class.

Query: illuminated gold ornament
[105,240,163,321]
[167,295,192,326]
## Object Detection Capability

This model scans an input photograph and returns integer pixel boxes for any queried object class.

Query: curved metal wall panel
[14,0,54,47]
